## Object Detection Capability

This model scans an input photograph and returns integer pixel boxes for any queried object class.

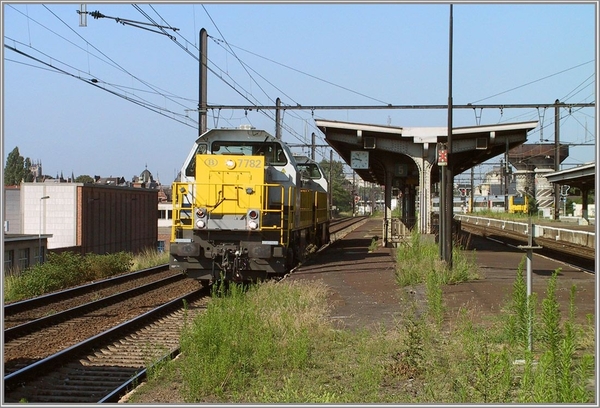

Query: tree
[23,158,34,182]
[4,147,30,186]
[526,194,538,216]
[75,175,95,184]
[319,159,353,212]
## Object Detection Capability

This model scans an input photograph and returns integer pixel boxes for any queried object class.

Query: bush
[4,252,85,300]
[85,252,133,280]
[4,251,134,302]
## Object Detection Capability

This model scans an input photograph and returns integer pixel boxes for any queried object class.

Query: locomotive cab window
[185,143,209,177]
[298,163,321,179]
[512,196,525,205]
[211,142,287,166]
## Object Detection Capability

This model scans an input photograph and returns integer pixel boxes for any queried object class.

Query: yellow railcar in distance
[508,194,529,214]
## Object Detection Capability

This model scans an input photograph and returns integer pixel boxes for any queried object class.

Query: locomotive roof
[197,127,278,143]
[292,154,313,164]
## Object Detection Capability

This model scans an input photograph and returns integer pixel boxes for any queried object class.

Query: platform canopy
[315,119,539,185]
[545,163,596,191]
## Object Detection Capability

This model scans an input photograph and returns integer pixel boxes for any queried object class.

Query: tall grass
[129,235,594,404]
[130,248,170,270]
[502,256,537,349]
[514,271,594,402]
[3,251,133,302]
[395,230,479,288]
[179,280,332,402]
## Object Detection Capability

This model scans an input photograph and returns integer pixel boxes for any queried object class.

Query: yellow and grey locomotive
[170,126,330,285]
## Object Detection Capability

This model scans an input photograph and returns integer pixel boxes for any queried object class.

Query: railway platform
[285,217,401,332]
[285,217,596,332]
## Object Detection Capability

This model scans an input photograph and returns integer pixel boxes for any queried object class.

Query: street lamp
[39,195,50,264]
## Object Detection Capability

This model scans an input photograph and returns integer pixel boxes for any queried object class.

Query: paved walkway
[285,218,403,331]
[285,217,596,330]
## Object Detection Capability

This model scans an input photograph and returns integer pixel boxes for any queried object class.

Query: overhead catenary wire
[469,60,595,104]
[38,5,193,114]
[78,8,179,39]
[5,42,197,128]
[6,4,595,165]
[117,5,300,138]
[209,37,392,106]
[195,6,325,149]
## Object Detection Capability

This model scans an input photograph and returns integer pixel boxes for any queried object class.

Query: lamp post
[39,195,50,264]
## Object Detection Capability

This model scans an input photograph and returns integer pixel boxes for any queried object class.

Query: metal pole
[199,28,208,135]
[39,195,50,263]
[470,167,474,213]
[275,97,282,140]
[554,99,561,220]
[329,150,333,218]
[518,217,542,352]
[505,138,509,211]
[444,4,454,268]
[526,217,533,351]
[352,171,356,216]
[439,165,446,260]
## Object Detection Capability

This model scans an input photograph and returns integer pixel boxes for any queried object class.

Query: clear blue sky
[2,2,597,185]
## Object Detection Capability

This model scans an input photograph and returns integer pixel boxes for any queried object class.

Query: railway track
[328,216,369,237]
[458,219,595,273]
[4,265,175,324]
[4,291,209,403]
[3,264,207,403]
[4,271,183,342]
[3,217,367,403]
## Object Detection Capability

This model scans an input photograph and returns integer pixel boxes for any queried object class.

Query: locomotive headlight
[246,187,254,195]
[194,207,207,230]
[247,209,259,230]
[225,159,236,169]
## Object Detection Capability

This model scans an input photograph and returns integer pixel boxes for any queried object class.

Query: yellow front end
[198,154,265,215]
[171,154,289,244]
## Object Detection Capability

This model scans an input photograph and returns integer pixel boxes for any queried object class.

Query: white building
[21,184,79,249]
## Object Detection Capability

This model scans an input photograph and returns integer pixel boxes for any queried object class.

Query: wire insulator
[90,10,105,19]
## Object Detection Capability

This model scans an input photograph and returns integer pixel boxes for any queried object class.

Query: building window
[157,241,165,253]
[4,249,14,271]
[18,248,30,270]
[33,246,44,264]
[167,210,172,220]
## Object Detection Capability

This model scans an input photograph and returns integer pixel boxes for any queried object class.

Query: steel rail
[3,288,204,393]
[4,264,169,315]
[459,220,595,272]
[4,273,183,341]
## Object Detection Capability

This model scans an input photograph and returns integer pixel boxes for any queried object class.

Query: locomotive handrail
[258,183,286,245]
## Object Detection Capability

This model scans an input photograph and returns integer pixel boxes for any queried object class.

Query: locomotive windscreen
[211,142,287,166]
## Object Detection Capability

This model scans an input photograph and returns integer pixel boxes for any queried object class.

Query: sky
[2,1,597,186]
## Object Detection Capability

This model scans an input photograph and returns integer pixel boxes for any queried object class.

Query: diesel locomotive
[169,126,330,285]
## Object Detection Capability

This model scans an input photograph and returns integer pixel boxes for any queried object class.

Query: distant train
[431,197,466,214]
[169,126,330,286]
[432,194,529,214]
[471,195,529,214]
